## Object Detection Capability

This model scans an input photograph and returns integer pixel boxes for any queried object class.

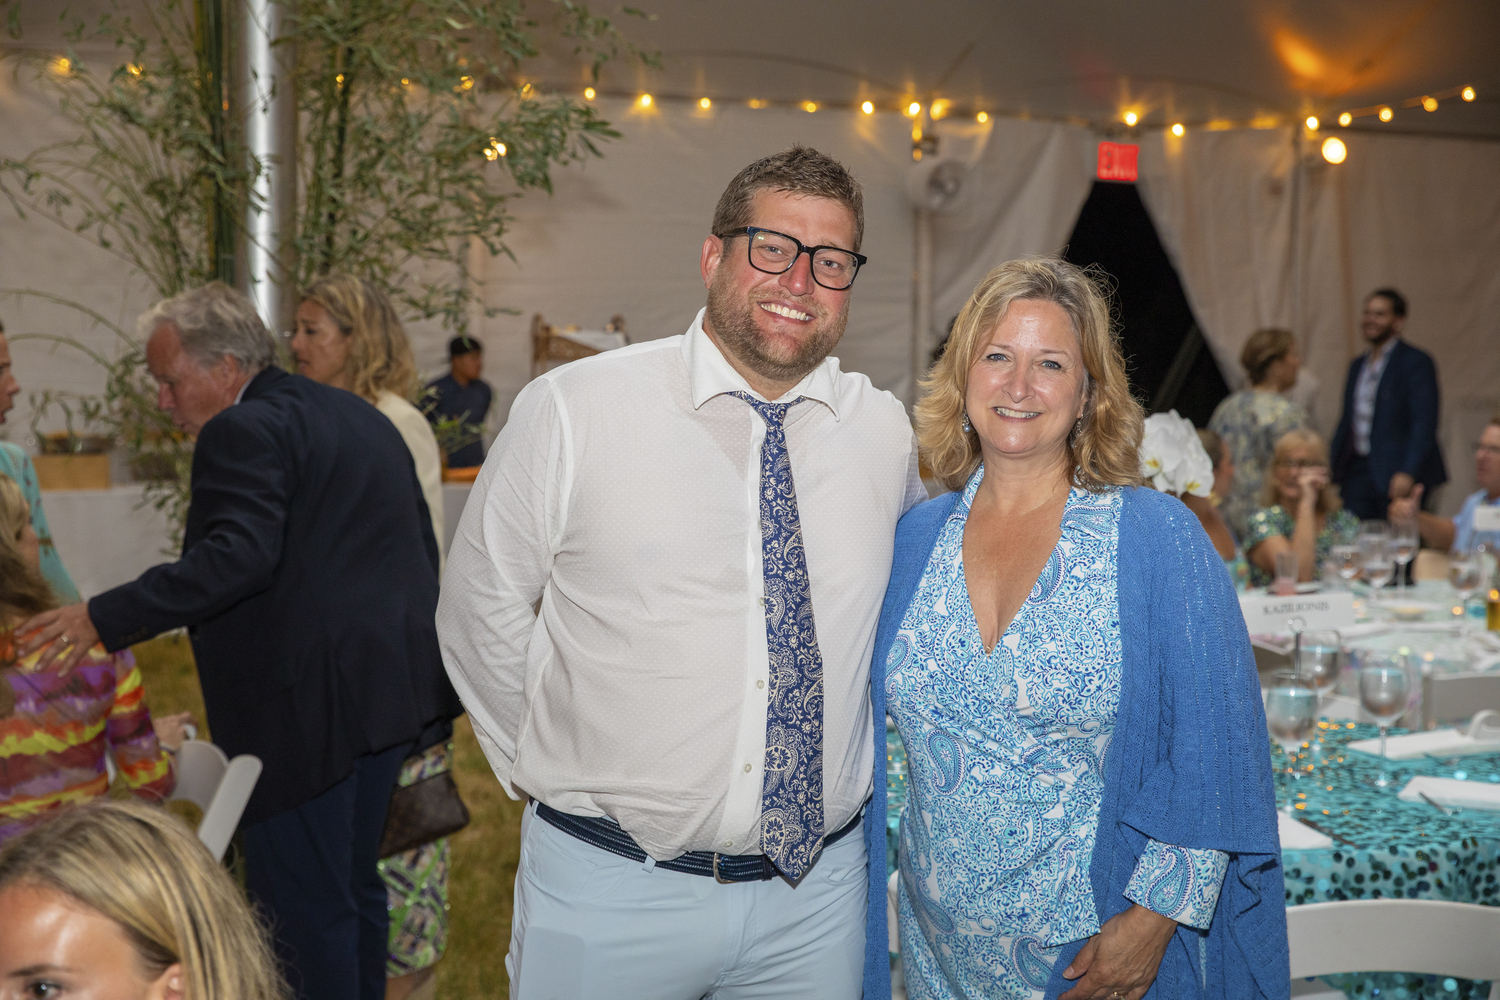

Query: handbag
[378,767,471,858]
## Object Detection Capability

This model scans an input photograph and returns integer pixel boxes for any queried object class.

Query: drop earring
[961,412,972,434]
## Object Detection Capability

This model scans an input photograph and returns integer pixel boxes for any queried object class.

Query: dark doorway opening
[1063,181,1230,427]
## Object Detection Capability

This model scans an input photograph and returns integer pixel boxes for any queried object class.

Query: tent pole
[912,206,933,404]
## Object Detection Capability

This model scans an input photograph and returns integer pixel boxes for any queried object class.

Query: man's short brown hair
[710,146,865,252]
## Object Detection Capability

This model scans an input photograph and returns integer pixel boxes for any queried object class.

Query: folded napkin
[1398,775,1500,811]
[1348,721,1500,760]
[1278,811,1334,849]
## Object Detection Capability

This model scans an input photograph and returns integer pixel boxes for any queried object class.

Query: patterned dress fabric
[0,630,173,844]
[0,443,81,604]
[886,469,1227,1000]
[379,741,454,976]
[1207,390,1311,542]
[731,392,825,881]
[1244,505,1361,587]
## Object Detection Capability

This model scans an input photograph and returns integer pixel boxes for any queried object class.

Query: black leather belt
[535,802,863,883]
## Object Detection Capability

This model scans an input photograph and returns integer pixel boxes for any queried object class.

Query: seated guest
[0,799,288,999]
[1208,327,1310,541]
[883,256,1284,998]
[1246,428,1360,587]
[1388,412,1500,553]
[0,321,80,603]
[290,274,444,557]
[0,475,175,845]
[424,335,492,468]
[1195,428,1251,591]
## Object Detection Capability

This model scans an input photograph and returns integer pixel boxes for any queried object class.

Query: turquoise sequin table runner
[886,722,1500,999]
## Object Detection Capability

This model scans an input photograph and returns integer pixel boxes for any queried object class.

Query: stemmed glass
[1361,535,1394,606]
[1331,543,1360,591]
[1390,520,1418,597]
[1358,652,1410,788]
[1299,631,1343,760]
[1265,670,1318,814]
[1449,547,1482,617]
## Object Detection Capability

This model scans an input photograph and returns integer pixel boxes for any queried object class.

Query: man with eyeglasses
[1389,414,1500,552]
[438,146,925,999]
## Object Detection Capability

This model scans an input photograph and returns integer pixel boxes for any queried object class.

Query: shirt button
[744,763,753,772]
[756,680,765,689]
[724,840,734,848]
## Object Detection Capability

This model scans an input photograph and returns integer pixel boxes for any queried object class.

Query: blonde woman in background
[1245,428,1359,588]
[289,275,444,565]
[288,274,453,1000]
[1207,328,1310,541]
[0,799,287,1000]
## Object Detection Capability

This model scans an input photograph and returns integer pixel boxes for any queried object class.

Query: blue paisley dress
[886,468,1228,999]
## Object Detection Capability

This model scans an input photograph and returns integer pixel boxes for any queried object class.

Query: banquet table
[885,722,1500,999]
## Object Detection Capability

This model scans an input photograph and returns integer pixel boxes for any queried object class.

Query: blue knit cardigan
[860,486,1289,1000]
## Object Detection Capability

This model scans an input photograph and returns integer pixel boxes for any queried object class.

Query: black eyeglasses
[718,227,868,290]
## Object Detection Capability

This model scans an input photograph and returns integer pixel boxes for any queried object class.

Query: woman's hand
[1058,904,1177,1000]
[1295,465,1328,509]
[15,604,100,676]
[153,711,197,752]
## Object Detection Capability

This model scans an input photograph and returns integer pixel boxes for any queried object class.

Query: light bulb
[1462,86,1476,102]
[495,142,507,156]
[1171,123,1185,137]
[1321,137,1347,164]
[1378,106,1393,122]
[584,87,595,100]
[483,147,498,161]
[976,111,988,123]
[1123,111,1138,126]
[1422,96,1438,112]
[861,101,874,114]
[1338,112,1352,127]
[699,97,711,109]
[748,99,765,109]
[803,101,817,113]
[1305,116,1319,130]
[638,94,652,108]
[930,100,948,119]
[907,102,921,117]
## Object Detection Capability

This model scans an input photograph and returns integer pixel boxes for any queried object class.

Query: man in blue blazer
[22,282,462,1000]
[1330,288,1446,520]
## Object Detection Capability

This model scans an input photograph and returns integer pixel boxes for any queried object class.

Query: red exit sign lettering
[1097,141,1139,182]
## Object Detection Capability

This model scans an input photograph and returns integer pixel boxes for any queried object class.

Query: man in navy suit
[1330,287,1447,521]
[21,282,461,1000]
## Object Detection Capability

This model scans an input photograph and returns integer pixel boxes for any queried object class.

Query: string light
[1305,116,1319,130]
[861,101,874,114]
[638,93,653,108]
[1171,123,1185,137]
[1123,111,1138,126]
[127,63,142,77]
[803,101,817,113]
[930,100,948,120]
[748,99,766,109]
[584,87,595,100]
[1321,137,1347,164]
[1338,112,1352,126]
[336,73,345,86]
[457,75,474,91]
[1422,96,1438,112]
[976,111,988,123]
[1378,106,1393,122]
[1462,86,1476,101]
[699,97,711,109]
[52,57,70,74]
[906,102,921,117]
[483,147,498,161]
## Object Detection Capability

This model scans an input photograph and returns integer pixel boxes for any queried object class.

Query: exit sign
[1097,141,1139,182]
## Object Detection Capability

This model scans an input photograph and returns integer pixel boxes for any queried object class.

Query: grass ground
[130,634,522,998]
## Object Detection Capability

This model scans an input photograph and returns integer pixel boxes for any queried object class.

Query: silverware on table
[1418,791,1458,816]
[1295,816,1358,846]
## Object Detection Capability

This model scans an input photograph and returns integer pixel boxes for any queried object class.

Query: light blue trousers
[508,804,868,1000]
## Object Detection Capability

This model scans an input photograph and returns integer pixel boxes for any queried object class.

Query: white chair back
[168,740,263,861]
[1288,899,1500,999]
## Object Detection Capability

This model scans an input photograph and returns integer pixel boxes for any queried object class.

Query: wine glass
[1358,652,1410,788]
[1448,547,1482,616]
[1390,520,1418,597]
[1331,543,1360,590]
[1360,519,1391,544]
[1300,631,1342,759]
[1361,535,1394,606]
[1265,670,1318,814]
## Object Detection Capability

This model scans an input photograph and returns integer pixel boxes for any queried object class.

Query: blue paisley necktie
[730,392,825,881]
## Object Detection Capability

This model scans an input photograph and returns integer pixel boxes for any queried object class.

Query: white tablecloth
[42,483,476,600]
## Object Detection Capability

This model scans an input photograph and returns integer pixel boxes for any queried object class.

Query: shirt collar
[1367,337,1399,366]
[682,307,843,421]
[233,379,251,406]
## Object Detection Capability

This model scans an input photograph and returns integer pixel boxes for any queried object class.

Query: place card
[1473,503,1500,532]
[1239,591,1356,634]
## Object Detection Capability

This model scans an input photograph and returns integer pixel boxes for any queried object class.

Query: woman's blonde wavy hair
[0,799,288,1000]
[300,274,419,403]
[916,256,1145,493]
[1259,427,1343,516]
[0,474,55,626]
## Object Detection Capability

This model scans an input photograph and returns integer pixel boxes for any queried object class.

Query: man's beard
[705,274,849,387]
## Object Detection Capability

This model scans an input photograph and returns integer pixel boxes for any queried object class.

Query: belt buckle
[712,853,733,884]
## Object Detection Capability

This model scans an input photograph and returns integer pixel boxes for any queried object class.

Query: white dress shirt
[1352,339,1396,456]
[437,309,925,860]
